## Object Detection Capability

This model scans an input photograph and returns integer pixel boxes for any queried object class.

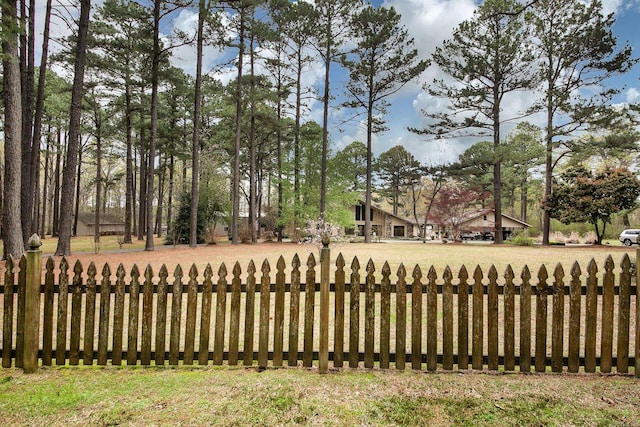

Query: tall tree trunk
[73,145,83,236]
[231,7,245,245]
[123,85,133,243]
[190,0,205,247]
[320,28,330,220]
[167,153,174,237]
[94,132,102,244]
[2,0,25,258]
[20,0,36,245]
[155,155,166,237]
[40,129,52,237]
[52,130,62,237]
[249,33,257,244]
[55,0,90,256]
[145,0,161,251]
[137,137,147,241]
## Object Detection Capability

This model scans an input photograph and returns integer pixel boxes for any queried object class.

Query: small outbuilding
[75,212,125,236]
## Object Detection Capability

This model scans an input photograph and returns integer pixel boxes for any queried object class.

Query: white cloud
[627,87,640,104]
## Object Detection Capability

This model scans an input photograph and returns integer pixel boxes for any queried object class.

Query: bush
[508,235,534,246]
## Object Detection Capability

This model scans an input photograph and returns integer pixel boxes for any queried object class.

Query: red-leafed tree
[427,184,489,241]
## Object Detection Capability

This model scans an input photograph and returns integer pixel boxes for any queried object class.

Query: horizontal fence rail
[1,240,639,376]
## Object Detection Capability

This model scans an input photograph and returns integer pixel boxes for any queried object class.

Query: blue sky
[37,0,640,166]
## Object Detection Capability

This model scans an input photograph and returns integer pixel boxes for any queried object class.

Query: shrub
[508,235,534,246]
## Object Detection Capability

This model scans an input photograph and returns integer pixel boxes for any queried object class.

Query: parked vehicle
[460,231,482,240]
[481,230,494,241]
[619,229,640,246]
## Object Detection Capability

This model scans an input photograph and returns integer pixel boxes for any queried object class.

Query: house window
[394,226,405,237]
[355,205,373,221]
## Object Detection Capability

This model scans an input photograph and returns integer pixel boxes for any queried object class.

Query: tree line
[1,0,637,258]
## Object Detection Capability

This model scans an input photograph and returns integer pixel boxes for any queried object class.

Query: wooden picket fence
[1,238,639,376]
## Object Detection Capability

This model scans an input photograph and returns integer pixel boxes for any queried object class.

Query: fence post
[319,235,330,374]
[23,234,42,373]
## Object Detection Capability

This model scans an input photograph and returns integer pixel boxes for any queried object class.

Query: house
[427,208,530,240]
[350,201,418,239]
[75,212,125,236]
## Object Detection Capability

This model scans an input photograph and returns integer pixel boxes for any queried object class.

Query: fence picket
[2,257,15,368]
[303,255,316,368]
[169,265,184,366]
[55,257,69,366]
[503,265,515,371]
[141,265,154,366]
[568,262,581,373]
[349,257,361,369]
[274,257,286,367]
[155,266,169,366]
[98,264,112,366]
[488,266,498,371]
[617,255,631,373]
[69,260,83,365]
[243,261,256,366]
[84,263,97,366]
[520,266,532,373]
[288,255,301,367]
[585,259,598,373]
[601,256,615,373]
[334,254,346,368]
[112,264,126,366]
[127,265,140,365]
[380,262,391,370]
[16,256,26,368]
[199,264,214,365]
[258,260,271,370]
[396,264,407,371]
[442,267,453,371]
[214,264,228,366]
[411,265,423,370]
[535,265,549,373]
[183,265,199,365]
[427,266,438,372]
[42,258,55,366]
[472,266,483,370]
[458,266,469,370]
[364,259,376,369]
[551,264,565,373]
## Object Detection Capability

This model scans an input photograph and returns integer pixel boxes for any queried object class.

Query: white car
[619,229,640,246]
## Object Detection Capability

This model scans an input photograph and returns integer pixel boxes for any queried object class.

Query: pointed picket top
[412,264,422,281]
[189,264,198,280]
[621,253,631,270]
[261,259,271,275]
[570,260,581,278]
[382,261,391,279]
[473,265,483,282]
[336,253,345,270]
[231,262,240,279]
[538,264,548,280]
[521,264,531,282]
[205,263,214,280]
[173,264,184,280]
[59,256,69,272]
[553,263,564,280]
[46,257,55,271]
[130,264,140,280]
[5,255,14,272]
[159,264,169,280]
[247,260,256,275]
[307,253,316,268]
[587,258,598,275]
[427,265,437,282]
[488,265,498,281]
[292,254,300,270]
[218,263,228,278]
[73,259,83,275]
[604,254,614,272]
[102,263,112,279]
[366,258,375,275]
[458,265,468,282]
[277,255,286,272]
[116,263,126,280]
[397,263,407,280]
[144,264,153,281]
[88,261,97,279]
[351,256,360,272]
[443,265,452,282]
[504,264,514,281]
